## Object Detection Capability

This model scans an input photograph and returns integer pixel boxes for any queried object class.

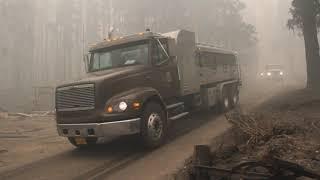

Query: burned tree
[288,0,320,90]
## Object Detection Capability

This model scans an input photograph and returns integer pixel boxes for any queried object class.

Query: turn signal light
[133,102,141,110]
[106,106,113,113]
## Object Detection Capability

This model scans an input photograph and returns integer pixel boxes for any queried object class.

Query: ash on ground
[212,89,320,173]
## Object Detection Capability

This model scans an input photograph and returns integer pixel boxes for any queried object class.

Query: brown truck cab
[55,30,241,148]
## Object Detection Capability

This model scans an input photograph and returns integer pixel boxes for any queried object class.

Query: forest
[0,0,257,111]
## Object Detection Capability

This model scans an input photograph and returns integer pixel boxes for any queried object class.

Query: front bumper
[57,118,141,138]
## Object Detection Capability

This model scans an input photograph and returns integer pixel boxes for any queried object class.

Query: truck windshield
[89,41,149,72]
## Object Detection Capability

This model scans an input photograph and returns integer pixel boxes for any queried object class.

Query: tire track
[76,111,218,180]
[74,152,145,180]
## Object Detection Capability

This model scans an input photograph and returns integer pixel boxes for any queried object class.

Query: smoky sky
[242,0,305,75]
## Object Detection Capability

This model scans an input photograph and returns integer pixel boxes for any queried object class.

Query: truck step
[166,102,184,110]
[169,112,189,121]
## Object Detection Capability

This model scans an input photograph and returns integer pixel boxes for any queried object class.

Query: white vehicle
[259,64,285,82]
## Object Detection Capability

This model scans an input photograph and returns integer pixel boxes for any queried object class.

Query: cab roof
[89,30,237,56]
[89,31,165,52]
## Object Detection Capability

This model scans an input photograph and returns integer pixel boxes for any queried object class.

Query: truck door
[150,39,179,99]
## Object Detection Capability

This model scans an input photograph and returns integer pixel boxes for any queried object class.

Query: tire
[220,87,230,112]
[140,102,167,148]
[230,88,239,108]
[68,137,98,148]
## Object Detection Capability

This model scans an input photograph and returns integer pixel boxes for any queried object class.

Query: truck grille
[56,84,95,112]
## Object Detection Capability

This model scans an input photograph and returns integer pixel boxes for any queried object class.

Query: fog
[0,0,307,112]
[242,0,306,76]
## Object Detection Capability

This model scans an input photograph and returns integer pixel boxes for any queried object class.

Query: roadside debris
[174,90,320,180]
[224,109,320,167]
[192,145,320,180]
[15,113,33,118]
[10,111,55,118]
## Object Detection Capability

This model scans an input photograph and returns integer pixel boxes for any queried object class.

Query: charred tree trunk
[301,7,320,90]
[193,145,211,180]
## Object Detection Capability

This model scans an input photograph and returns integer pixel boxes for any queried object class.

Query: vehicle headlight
[280,71,284,76]
[118,101,128,111]
[260,73,264,76]
[106,101,128,113]
[267,72,272,76]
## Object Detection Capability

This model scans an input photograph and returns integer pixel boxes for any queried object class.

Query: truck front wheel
[141,102,167,148]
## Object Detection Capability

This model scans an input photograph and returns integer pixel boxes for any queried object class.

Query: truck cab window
[89,41,149,72]
[92,52,112,70]
[152,39,169,65]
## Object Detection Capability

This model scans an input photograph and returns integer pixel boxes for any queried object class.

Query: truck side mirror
[83,54,90,73]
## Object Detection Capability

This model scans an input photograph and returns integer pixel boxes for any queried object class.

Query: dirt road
[0,83,296,180]
[0,112,230,180]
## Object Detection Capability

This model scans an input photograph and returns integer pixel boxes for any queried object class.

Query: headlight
[106,101,128,113]
[260,73,264,76]
[267,72,272,76]
[118,101,128,111]
[280,71,284,76]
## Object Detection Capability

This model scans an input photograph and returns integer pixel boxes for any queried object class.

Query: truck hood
[57,65,148,88]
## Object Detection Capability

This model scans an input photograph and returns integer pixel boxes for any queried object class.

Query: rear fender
[217,80,240,101]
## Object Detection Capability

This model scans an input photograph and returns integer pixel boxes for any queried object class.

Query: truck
[55,29,241,148]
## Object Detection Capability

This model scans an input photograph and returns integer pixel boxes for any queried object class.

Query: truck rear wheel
[68,137,98,148]
[141,102,167,148]
[220,87,230,112]
[230,88,239,108]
